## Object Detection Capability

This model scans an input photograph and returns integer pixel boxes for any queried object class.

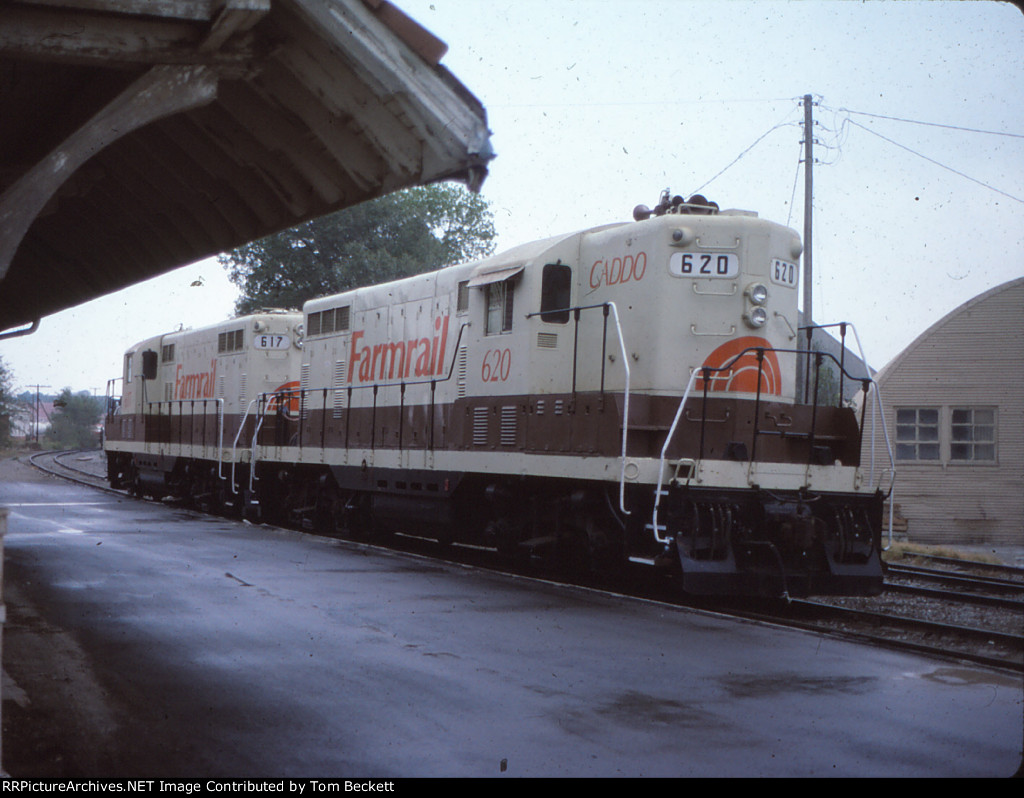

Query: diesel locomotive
[104,193,892,597]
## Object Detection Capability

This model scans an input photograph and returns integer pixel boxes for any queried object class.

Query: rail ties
[27,448,111,489]
[885,563,1024,608]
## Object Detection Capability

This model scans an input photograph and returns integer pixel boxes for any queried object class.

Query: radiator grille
[472,406,489,446]
[332,360,346,418]
[457,347,468,397]
[500,406,517,446]
[300,364,310,420]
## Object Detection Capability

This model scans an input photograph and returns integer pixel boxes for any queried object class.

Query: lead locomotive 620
[105,193,892,597]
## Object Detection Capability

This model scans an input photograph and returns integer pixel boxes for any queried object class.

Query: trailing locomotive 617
[104,193,891,597]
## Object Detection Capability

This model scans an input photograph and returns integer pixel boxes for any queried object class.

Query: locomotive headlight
[744,306,768,328]
[745,282,768,305]
[671,227,696,247]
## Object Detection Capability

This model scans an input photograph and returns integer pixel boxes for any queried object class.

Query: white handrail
[840,323,895,494]
[650,368,702,544]
[215,398,225,481]
[230,398,260,494]
[249,398,271,494]
[605,302,632,516]
[819,321,897,549]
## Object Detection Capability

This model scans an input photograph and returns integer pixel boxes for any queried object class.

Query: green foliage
[0,356,15,446]
[814,358,841,407]
[46,388,102,450]
[221,184,497,315]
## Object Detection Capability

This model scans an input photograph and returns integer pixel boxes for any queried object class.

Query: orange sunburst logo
[694,336,782,395]
[266,380,302,418]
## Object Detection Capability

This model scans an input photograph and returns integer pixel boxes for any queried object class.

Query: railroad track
[887,561,1024,592]
[24,449,1024,675]
[28,448,112,488]
[722,597,1024,675]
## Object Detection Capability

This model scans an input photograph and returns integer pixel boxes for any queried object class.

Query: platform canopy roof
[0,0,493,333]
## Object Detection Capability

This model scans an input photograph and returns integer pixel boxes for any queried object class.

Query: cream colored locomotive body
[106,198,887,596]
[281,209,826,492]
[105,311,303,499]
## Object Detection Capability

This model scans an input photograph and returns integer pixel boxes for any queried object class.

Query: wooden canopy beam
[0,64,219,283]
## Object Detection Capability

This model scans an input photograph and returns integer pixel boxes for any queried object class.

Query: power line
[491,96,798,110]
[786,141,803,229]
[846,119,1024,204]
[829,107,1024,140]
[688,120,798,196]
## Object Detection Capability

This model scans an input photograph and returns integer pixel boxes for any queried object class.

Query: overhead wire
[786,140,803,229]
[829,107,1024,140]
[844,118,1024,204]
[688,115,801,196]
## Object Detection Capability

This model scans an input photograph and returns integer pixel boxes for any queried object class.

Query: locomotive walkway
[1,456,1021,778]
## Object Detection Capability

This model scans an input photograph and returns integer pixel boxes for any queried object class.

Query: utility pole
[802,94,814,328]
[31,384,50,443]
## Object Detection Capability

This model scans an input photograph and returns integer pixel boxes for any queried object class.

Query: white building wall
[867,279,1024,545]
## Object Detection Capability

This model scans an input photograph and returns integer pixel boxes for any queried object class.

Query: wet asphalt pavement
[1,457,1021,777]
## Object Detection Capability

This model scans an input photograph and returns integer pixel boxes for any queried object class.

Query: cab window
[485,279,515,335]
[539,263,572,324]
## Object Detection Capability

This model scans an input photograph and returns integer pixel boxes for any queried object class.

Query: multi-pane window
[308,305,350,337]
[895,408,940,461]
[218,328,245,353]
[161,343,175,362]
[485,279,514,335]
[895,406,997,463]
[950,408,996,462]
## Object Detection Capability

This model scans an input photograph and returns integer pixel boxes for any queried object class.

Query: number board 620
[669,252,738,279]
[770,259,799,288]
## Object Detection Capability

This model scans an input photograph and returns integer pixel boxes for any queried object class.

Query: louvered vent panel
[239,374,247,419]
[500,406,517,446]
[537,332,558,349]
[472,406,489,446]
[300,364,310,420]
[457,347,468,398]
[333,360,346,418]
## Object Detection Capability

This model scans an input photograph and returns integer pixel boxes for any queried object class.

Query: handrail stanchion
[231,398,260,494]
[651,368,701,543]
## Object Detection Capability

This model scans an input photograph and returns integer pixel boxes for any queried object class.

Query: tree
[46,389,102,450]
[221,183,497,315]
[0,356,16,446]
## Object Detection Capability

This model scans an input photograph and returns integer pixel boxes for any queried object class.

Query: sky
[2,0,1022,395]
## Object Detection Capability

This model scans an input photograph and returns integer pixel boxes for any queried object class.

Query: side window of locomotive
[456,281,470,314]
[218,328,245,353]
[308,305,351,337]
[124,353,133,383]
[539,263,572,324]
[485,279,515,335]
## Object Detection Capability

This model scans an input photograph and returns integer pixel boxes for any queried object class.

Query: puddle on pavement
[919,667,1021,689]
